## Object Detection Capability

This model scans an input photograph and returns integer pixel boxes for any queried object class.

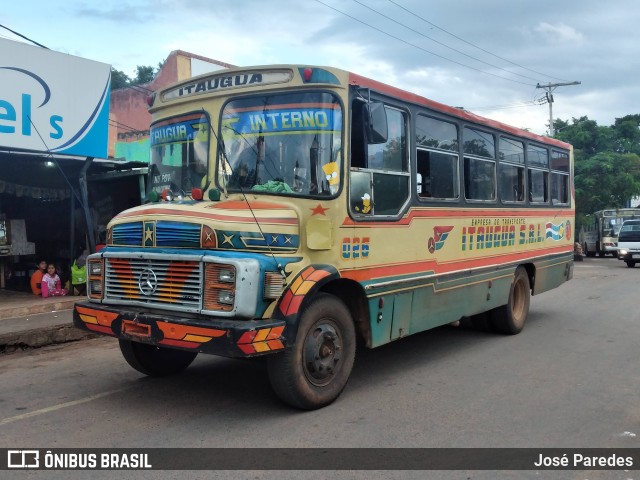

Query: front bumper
[617,249,640,261]
[73,302,287,358]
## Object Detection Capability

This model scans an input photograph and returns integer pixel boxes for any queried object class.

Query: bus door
[349,95,412,343]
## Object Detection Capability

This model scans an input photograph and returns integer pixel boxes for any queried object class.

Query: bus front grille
[104,257,202,308]
[112,222,143,246]
[156,221,201,248]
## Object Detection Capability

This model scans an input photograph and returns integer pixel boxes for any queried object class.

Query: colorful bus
[579,208,640,257]
[73,65,574,409]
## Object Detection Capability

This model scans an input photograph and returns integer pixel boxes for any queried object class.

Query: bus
[73,65,574,409]
[579,208,640,257]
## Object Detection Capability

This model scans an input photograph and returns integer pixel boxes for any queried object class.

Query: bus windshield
[219,92,342,197]
[148,112,210,195]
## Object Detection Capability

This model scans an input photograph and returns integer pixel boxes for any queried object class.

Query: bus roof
[154,63,571,151]
[348,71,572,150]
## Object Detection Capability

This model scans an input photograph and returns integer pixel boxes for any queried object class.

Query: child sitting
[41,264,68,298]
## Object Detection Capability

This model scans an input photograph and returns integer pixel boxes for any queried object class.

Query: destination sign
[162,71,293,101]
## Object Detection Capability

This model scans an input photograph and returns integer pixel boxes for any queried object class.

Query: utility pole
[536,81,581,136]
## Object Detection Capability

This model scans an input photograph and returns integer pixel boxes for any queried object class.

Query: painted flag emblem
[545,222,565,241]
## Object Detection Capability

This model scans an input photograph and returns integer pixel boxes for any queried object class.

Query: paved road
[1,257,639,479]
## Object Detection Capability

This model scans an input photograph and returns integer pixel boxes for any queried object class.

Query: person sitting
[41,264,68,298]
[30,260,47,296]
[71,250,88,296]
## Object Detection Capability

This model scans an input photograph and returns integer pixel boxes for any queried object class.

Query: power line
[313,0,536,87]
[469,100,545,112]
[0,24,48,49]
[385,0,569,83]
[1,24,156,96]
[351,0,541,83]
[536,81,582,135]
[122,83,154,94]
[108,119,148,135]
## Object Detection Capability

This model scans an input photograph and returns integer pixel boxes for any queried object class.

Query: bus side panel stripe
[340,247,571,283]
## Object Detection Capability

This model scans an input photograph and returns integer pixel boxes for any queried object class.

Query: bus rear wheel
[267,293,356,410]
[490,267,531,335]
[119,339,198,377]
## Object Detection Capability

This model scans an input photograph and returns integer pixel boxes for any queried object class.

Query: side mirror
[365,102,388,144]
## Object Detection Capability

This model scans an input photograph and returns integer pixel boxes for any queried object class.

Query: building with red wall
[109,50,234,162]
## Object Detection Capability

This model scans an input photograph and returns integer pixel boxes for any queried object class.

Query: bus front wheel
[119,339,198,377]
[626,260,636,268]
[267,293,356,410]
[490,267,531,335]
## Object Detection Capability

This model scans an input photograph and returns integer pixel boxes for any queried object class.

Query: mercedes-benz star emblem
[138,268,158,296]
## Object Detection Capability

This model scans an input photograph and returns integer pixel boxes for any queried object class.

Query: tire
[489,267,531,335]
[119,339,197,377]
[267,293,356,410]
[626,260,636,268]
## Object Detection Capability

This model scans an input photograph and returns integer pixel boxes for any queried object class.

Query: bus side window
[417,149,459,200]
[499,163,525,202]
[350,101,367,169]
[465,157,496,201]
[417,150,431,197]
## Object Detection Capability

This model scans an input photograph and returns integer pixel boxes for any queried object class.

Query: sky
[1,0,639,135]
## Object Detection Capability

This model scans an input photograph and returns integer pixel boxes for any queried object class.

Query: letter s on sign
[50,115,63,139]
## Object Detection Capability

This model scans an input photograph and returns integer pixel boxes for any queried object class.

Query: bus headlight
[89,262,102,276]
[202,257,261,318]
[219,268,235,283]
[88,258,104,300]
[204,263,236,311]
[218,290,235,305]
[619,249,628,256]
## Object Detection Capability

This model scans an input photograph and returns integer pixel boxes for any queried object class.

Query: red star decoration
[311,203,329,216]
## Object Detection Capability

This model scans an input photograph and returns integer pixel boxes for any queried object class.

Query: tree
[110,64,159,90]
[553,114,640,231]
[132,65,155,85]
[554,115,613,157]
[110,68,130,90]
[574,151,640,220]
[612,114,640,154]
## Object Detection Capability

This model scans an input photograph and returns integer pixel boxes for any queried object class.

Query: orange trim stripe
[85,324,115,336]
[114,207,297,225]
[75,306,119,327]
[267,340,284,350]
[157,322,226,341]
[267,326,285,340]
[340,245,571,282]
[341,208,573,228]
[159,338,201,349]
[213,200,293,210]
[253,329,270,342]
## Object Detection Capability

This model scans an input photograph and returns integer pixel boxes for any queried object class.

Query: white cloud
[4,0,638,133]
[534,22,585,45]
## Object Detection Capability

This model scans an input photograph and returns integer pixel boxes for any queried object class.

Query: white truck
[616,219,640,267]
